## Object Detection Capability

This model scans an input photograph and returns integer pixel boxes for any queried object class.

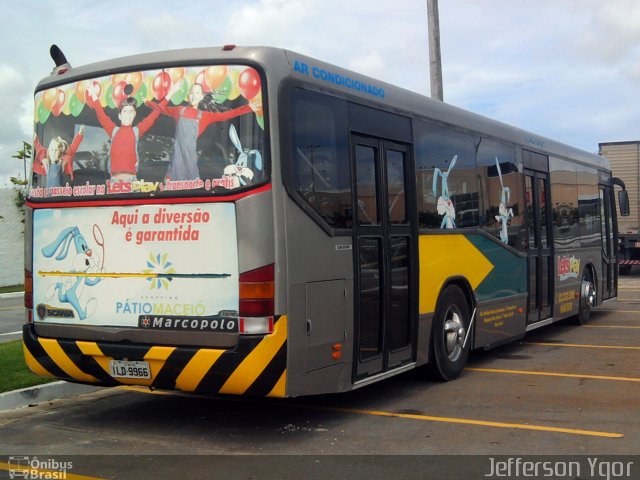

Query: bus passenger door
[352,135,416,380]
[599,186,617,300]
[524,170,553,323]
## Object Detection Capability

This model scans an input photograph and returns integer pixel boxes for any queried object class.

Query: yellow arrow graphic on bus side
[418,235,494,314]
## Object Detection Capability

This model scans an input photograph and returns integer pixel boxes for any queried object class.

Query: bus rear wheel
[429,285,471,381]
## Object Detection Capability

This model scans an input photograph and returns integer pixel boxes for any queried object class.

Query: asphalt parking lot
[0,276,638,478]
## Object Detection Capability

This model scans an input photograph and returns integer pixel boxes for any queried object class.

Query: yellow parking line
[584,325,640,329]
[0,462,105,480]
[524,342,640,350]
[316,406,622,438]
[466,367,640,383]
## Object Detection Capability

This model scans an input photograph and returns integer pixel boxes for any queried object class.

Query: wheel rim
[581,278,596,309]
[443,307,466,362]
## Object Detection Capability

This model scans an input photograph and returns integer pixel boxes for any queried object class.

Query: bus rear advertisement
[23,46,629,398]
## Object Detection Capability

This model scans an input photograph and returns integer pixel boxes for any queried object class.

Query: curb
[0,381,103,411]
[0,291,23,299]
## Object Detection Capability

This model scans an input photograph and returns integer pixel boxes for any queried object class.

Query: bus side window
[290,89,351,229]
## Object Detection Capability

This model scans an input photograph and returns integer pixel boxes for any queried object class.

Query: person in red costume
[86,81,181,181]
[33,125,85,188]
[147,80,253,181]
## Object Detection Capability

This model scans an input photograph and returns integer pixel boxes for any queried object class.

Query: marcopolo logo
[8,456,73,479]
[138,311,239,333]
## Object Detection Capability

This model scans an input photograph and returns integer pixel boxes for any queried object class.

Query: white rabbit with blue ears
[41,226,102,320]
[223,124,262,188]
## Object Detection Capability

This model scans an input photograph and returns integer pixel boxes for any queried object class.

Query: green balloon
[256,114,264,130]
[212,76,231,104]
[134,83,148,107]
[105,84,117,109]
[170,80,189,105]
[69,93,84,117]
[37,101,51,124]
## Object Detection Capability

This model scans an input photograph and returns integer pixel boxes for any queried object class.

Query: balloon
[249,93,263,115]
[105,84,117,109]
[124,71,143,93]
[238,68,261,100]
[111,73,126,86]
[62,89,74,115]
[100,79,111,107]
[212,76,232,104]
[42,88,59,110]
[168,67,185,84]
[256,114,264,130]
[226,69,241,100]
[133,82,148,107]
[170,79,189,105]
[205,65,227,90]
[69,93,84,116]
[74,80,87,102]
[152,71,171,100]
[194,69,209,92]
[112,80,129,106]
[37,101,51,124]
[51,89,66,116]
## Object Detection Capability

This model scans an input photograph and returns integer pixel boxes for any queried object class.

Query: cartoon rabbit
[432,155,457,229]
[223,124,262,188]
[41,226,102,320]
[494,157,514,244]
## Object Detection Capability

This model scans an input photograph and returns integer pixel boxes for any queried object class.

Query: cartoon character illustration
[33,126,85,188]
[433,155,457,229]
[41,226,103,320]
[86,82,180,182]
[223,124,262,188]
[494,157,514,244]
[147,80,253,182]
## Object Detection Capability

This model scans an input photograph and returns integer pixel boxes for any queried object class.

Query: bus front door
[352,135,416,380]
[600,186,617,300]
[524,170,554,323]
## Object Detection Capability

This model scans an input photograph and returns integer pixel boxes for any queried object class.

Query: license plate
[109,360,151,379]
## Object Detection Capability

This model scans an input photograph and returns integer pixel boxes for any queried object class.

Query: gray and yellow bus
[23,46,629,397]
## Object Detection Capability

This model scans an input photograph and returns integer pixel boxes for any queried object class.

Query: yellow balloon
[227,69,241,101]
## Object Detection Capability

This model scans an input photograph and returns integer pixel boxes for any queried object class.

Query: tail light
[239,264,274,335]
[25,269,33,324]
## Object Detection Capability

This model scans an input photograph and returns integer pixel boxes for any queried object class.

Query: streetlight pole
[427,0,444,101]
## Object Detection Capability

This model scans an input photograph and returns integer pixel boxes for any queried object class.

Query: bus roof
[37,45,609,171]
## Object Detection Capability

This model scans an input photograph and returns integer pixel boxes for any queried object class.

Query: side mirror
[618,190,630,217]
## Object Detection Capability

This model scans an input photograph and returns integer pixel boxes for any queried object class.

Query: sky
[1,0,639,185]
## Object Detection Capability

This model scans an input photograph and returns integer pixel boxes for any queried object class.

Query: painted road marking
[584,325,640,329]
[0,461,105,480]
[0,305,21,311]
[524,342,640,351]
[0,331,21,336]
[122,386,623,438]
[466,367,640,383]
[314,406,622,438]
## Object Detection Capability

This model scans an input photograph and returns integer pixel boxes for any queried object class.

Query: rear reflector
[24,269,33,310]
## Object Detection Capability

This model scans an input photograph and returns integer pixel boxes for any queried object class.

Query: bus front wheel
[576,269,596,325]
[429,284,471,381]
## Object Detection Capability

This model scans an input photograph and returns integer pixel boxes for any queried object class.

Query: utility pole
[427,0,444,101]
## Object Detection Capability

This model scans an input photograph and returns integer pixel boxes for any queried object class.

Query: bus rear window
[29,65,266,200]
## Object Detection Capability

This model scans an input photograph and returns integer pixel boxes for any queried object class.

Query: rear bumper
[22,316,287,397]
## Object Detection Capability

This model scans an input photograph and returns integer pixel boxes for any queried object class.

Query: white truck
[600,141,639,274]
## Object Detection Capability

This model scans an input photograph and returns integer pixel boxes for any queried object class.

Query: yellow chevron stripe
[38,338,98,383]
[267,369,287,398]
[219,316,288,395]
[175,349,225,392]
[22,342,54,378]
[76,341,114,378]
[419,235,494,314]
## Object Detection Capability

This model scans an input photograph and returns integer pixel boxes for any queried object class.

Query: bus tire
[576,269,596,325]
[428,284,471,381]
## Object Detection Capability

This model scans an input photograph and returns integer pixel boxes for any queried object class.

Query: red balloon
[152,71,172,99]
[51,89,66,116]
[238,68,261,100]
[112,80,129,106]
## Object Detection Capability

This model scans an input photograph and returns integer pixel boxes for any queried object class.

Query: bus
[23,45,630,397]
